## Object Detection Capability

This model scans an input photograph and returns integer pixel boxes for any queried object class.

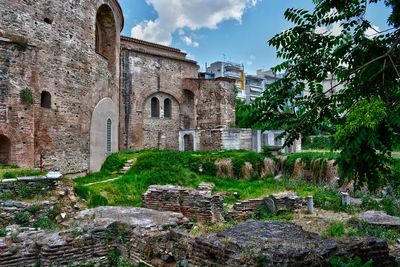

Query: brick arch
[0,125,22,164]
[95,4,117,71]
[141,92,181,113]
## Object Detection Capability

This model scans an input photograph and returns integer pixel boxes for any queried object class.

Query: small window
[41,91,51,108]
[164,98,171,118]
[107,118,112,153]
[151,97,160,118]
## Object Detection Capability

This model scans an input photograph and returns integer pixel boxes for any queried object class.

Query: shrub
[329,256,372,267]
[34,216,56,230]
[0,228,6,237]
[74,185,90,200]
[15,212,30,225]
[325,222,345,237]
[47,204,62,220]
[27,204,41,214]
[302,135,335,150]
[3,172,17,178]
[89,194,108,208]
[20,88,34,105]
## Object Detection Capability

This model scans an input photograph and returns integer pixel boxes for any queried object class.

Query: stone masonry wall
[0,0,123,173]
[120,37,199,150]
[0,207,396,266]
[182,78,236,130]
[143,185,224,223]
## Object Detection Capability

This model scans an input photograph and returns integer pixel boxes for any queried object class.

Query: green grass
[74,150,343,208]
[0,165,45,179]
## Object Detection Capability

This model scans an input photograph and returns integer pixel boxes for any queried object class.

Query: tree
[253,0,400,191]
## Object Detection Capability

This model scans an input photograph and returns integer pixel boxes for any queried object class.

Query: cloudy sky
[118,0,391,74]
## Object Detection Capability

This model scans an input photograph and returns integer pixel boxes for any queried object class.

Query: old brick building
[0,0,239,174]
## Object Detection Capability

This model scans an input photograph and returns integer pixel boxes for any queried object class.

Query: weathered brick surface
[0,0,123,173]
[119,37,199,150]
[143,185,224,223]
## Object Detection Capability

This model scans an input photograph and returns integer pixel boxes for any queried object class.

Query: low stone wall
[188,221,395,267]
[0,208,396,266]
[143,184,224,223]
[0,181,81,228]
[0,176,61,197]
[0,207,190,267]
[228,192,303,220]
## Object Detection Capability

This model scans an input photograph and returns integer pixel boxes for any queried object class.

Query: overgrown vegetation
[74,150,353,209]
[20,88,34,105]
[250,0,400,192]
[329,256,372,267]
[302,135,336,150]
[0,165,44,179]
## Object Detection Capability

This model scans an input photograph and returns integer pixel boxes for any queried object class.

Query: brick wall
[143,185,224,223]
[0,0,123,173]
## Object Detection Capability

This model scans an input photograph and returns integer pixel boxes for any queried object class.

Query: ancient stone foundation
[0,207,395,267]
[189,221,395,267]
[228,192,303,220]
[0,176,61,197]
[143,184,224,223]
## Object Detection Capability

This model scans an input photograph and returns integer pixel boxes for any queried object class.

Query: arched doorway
[0,135,11,164]
[90,98,118,172]
[183,134,194,151]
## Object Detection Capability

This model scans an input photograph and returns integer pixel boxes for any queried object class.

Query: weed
[27,204,41,214]
[88,194,108,208]
[0,228,6,237]
[20,88,34,105]
[329,256,372,267]
[34,216,57,230]
[255,251,268,267]
[325,222,345,237]
[15,212,30,225]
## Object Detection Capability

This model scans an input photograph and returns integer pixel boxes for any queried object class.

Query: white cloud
[178,30,199,47]
[131,0,260,45]
[315,22,343,36]
[365,25,380,39]
[246,55,255,66]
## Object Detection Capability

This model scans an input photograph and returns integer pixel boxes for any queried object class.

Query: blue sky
[118,0,391,74]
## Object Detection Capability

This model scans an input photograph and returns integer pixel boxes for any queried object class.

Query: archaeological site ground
[0,0,400,266]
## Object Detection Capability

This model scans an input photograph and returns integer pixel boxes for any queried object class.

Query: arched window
[41,91,51,108]
[106,118,112,153]
[95,5,116,70]
[164,98,171,118]
[151,97,160,118]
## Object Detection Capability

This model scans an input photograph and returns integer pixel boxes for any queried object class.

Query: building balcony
[224,71,241,79]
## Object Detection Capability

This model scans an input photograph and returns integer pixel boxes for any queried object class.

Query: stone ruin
[228,191,303,220]
[189,221,395,266]
[143,184,224,223]
[0,207,395,267]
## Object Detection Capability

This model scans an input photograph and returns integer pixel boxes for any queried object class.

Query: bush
[89,194,108,208]
[0,228,6,237]
[329,256,372,267]
[20,88,34,105]
[15,212,30,225]
[27,204,41,214]
[302,135,335,150]
[325,222,345,237]
[74,185,90,200]
[3,172,17,178]
[34,216,56,230]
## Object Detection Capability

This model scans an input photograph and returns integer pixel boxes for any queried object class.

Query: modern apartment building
[206,61,246,100]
